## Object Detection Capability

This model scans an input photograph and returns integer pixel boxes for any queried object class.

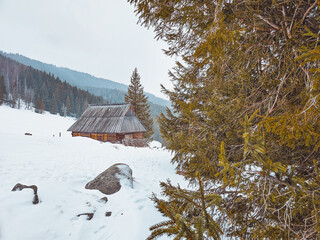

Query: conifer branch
[256,14,281,30]
[301,0,318,25]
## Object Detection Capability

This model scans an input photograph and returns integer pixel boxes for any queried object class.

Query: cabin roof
[67,103,147,133]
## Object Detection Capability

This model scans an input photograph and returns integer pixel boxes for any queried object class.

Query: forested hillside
[0,54,104,117]
[1,51,171,108]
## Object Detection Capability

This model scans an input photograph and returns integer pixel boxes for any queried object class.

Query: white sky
[0,0,175,98]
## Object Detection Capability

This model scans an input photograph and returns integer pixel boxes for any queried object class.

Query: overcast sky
[0,0,175,98]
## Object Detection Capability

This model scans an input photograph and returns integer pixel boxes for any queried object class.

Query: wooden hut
[68,103,147,146]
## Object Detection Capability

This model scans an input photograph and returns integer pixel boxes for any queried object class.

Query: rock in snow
[98,196,108,203]
[85,163,133,195]
[12,183,39,204]
[105,211,112,217]
[77,213,94,220]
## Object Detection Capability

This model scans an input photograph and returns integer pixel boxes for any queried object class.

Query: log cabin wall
[72,132,80,137]
[71,133,90,138]
[72,131,148,147]
[90,133,97,140]
[96,134,105,142]
[125,134,133,139]
[117,134,125,142]
[133,132,143,139]
[72,131,145,143]
[106,133,117,143]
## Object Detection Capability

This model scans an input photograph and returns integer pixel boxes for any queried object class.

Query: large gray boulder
[85,163,133,195]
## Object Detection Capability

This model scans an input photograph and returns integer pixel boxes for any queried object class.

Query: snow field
[0,106,186,240]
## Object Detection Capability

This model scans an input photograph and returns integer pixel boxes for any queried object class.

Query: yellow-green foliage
[129,0,320,239]
[148,175,222,240]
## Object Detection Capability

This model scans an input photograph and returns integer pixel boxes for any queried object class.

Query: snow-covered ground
[0,105,186,240]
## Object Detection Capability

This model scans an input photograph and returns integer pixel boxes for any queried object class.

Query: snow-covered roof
[67,103,147,134]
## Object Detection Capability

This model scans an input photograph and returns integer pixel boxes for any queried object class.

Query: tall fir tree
[125,68,154,139]
[129,0,320,239]
[0,75,6,105]
[75,96,82,117]
[65,95,71,116]
[34,94,45,114]
[49,94,58,114]
[82,97,88,114]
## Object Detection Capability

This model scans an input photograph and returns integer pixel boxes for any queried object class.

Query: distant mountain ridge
[0,53,104,117]
[1,51,171,108]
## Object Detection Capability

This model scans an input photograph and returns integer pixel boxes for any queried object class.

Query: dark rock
[85,163,133,195]
[77,213,94,220]
[33,194,39,204]
[98,197,108,204]
[12,183,39,204]
[105,211,112,217]
[24,133,32,136]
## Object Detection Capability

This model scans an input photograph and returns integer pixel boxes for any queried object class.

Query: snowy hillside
[0,106,185,240]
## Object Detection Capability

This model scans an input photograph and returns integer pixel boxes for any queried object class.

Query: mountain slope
[0,54,103,117]
[1,51,171,108]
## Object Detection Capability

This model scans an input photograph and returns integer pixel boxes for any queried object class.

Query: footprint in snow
[134,198,146,203]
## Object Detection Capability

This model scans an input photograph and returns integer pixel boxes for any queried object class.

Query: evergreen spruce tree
[0,75,6,105]
[75,96,82,117]
[34,94,43,114]
[125,68,154,139]
[129,0,320,239]
[65,95,71,116]
[40,99,45,113]
[40,81,49,104]
[82,97,88,114]
[49,95,58,114]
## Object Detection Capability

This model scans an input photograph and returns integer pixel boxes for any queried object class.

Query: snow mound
[149,141,162,148]
[115,163,134,189]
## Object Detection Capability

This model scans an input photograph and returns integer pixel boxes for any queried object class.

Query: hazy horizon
[0,0,175,99]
